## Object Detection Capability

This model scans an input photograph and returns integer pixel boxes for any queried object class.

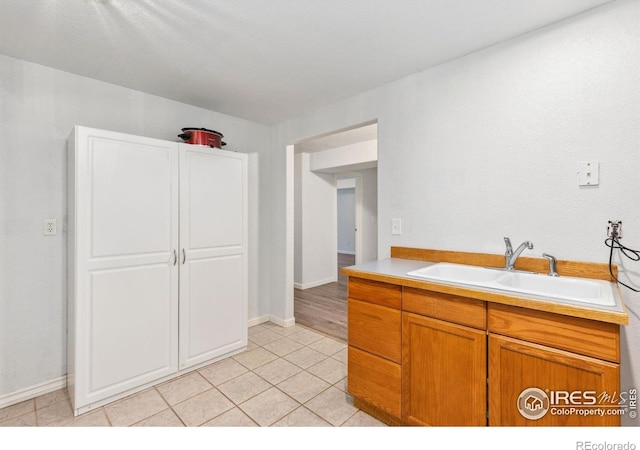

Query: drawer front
[488,303,620,362]
[348,299,401,363]
[348,277,401,309]
[348,346,402,418]
[403,287,486,330]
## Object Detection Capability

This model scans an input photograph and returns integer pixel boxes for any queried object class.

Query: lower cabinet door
[402,312,487,426]
[179,254,246,369]
[348,346,402,417]
[488,334,620,426]
[74,264,178,412]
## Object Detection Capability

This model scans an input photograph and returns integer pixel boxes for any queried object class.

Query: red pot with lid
[178,128,226,148]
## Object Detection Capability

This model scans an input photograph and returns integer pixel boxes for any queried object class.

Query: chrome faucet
[542,253,559,277]
[504,237,533,270]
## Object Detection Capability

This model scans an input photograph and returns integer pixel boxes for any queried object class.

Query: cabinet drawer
[403,287,486,330]
[488,303,620,362]
[348,277,401,309]
[348,299,401,363]
[348,346,402,418]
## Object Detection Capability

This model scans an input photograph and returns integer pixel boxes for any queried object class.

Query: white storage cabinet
[67,126,248,415]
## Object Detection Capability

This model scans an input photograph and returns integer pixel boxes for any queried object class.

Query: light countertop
[342,257,628,325]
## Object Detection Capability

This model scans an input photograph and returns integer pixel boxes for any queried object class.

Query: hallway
[293,254,355,342]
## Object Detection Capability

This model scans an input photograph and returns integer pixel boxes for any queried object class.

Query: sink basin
[495,272,610,303]
[406,263,617,307]
[407,263,503,284]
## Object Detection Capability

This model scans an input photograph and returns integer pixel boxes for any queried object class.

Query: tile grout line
[215,328,349,426]
[151,385,186,427]
[1,324,359,427]
[223,338,327,425]
[248,331,350,426]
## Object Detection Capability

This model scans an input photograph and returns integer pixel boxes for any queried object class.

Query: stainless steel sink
[406,262,617,307]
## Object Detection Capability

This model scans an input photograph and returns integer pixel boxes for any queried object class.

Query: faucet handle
[504,237,512,252]
[542,253,559,277]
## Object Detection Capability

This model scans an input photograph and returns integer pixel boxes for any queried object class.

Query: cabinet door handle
[182,248,186,264]
[173,249,177,265]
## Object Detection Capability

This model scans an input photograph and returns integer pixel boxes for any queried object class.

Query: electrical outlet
[607,220,622,239]
[43,218,57,236]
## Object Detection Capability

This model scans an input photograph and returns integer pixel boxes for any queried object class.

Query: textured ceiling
[0,0,614,125]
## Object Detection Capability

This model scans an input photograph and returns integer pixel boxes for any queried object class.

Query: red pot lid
[180,127,224,137]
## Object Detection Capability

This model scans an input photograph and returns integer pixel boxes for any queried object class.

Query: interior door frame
[285,120,378,324]
[337,172,363,264]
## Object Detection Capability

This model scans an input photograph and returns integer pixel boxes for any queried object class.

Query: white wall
[336,168,378,262]
[294,140,379,288]
[310,140,377,172]
[271,0,640,425]
[337,187,356,254]
[337,178,356,189]
[0,54,272,400]
[294,153,303,285]
[336,168,379,264]
[293,153,337,289]
[360,168,378,264]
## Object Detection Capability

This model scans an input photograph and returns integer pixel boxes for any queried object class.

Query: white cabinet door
[69,127,179,412]
[178,145,248,369]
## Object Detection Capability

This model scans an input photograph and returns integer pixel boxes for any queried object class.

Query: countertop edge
[341,262,629,326]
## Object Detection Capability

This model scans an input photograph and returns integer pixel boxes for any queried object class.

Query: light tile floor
[0,323,385,427]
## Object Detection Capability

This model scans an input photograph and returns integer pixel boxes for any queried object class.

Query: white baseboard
[248,315,271,327]
[2,317,298,410]
[0,375,67,409]
[294,276,337,290]
[268,315,296,328]
[338,250,355,255]
[249,315,295,328]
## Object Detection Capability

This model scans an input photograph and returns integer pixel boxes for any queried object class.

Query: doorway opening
[291,122,378,341]
[337,176,357,285]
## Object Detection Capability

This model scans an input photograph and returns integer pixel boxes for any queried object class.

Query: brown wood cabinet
[345,272,623,427]
[348,346,402,418]
[348,298,401,363]
[402,312,486,426]
[488,334,620,426]
[347,279,402,420]
[488,304,621,426]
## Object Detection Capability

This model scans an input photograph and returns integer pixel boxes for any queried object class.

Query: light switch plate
[577,161,599,186]
[391,218,402,235]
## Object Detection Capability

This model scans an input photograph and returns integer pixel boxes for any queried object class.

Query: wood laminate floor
[294,253,355,342]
